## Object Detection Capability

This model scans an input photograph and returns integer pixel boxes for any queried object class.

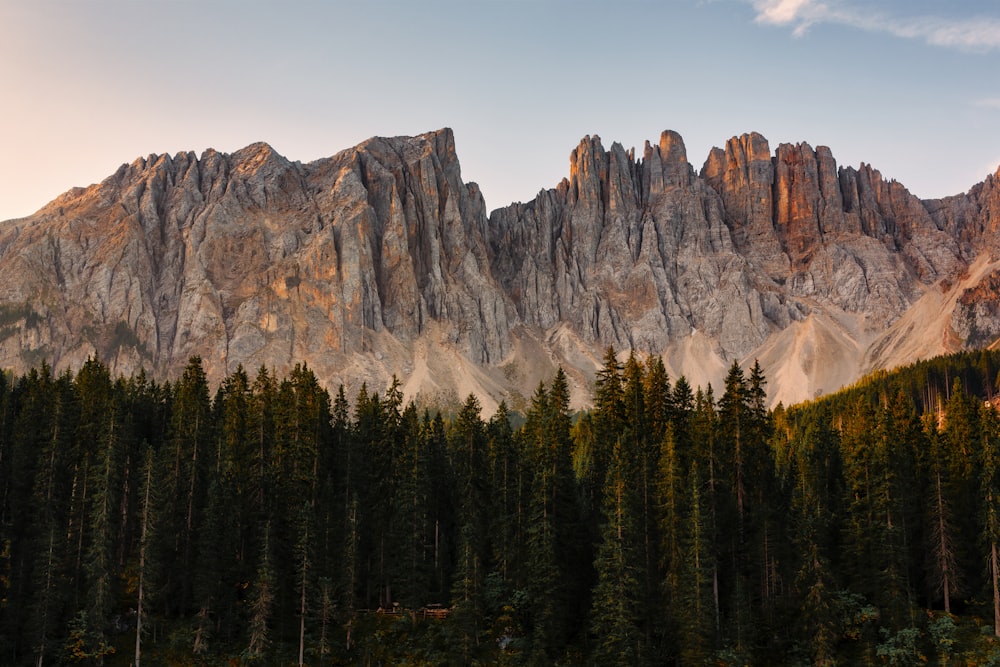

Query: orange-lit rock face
[0,128,995,408]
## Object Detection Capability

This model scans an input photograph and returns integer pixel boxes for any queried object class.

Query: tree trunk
[993,540,1000,638]
[298,524,308,667]
[135,452,152,667]
[937,471,951,614]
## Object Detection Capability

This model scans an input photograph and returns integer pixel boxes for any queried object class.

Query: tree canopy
[3,350,1000,664]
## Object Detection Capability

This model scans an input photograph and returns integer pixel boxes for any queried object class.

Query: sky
[0,0,998,221]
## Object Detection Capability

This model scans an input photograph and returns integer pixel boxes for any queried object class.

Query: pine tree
[789,414,841,665]
[591,346,625,500]
[642,355,672,449]
[942,379,982,605]
[352,382,390,609]
[393,402,433,609]
[156,357,212,616]
[590,437,644,665]
[677,460,718,664]
[82,397,124,664]
[622,352,659,641]
[448,394,489,661]
[927,420,959,614]
[19,368,73,667]
[268,364,330,646]
[718,361,749,535]
[246,521,275,662]
[68,360,112,615]
[841,396,914,627]
[523,371,580,660]
[250,366,277,536]
[191,367,253,650]
[190,475,231,654]
[133,446,154,667]
[717,361,758,656]
[657,421,684,656]
[981,403,1000,637]
[0,369,12,660]
[747,361,781,623]
[425,411,453,604]
[294,501,313,667]
[487,402,522,588]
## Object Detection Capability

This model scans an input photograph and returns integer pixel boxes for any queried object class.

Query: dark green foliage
[521,371,584,662]
[6,352,1000,663]
[590,437,645,665]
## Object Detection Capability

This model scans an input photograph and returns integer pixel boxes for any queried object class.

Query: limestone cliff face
[486,130,971,399]
[0,128,997,407]
[0,129,511,396]
[489,132,795,365]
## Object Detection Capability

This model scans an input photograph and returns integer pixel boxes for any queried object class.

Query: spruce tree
[158,357,212,616]
[487,401,521,587]
[657,421,684,657]
[981,403,1000,636]
[133,445,155,667]
[246,521,275,662]
[523,371,579,661]
[590,437,644,665]
[789,415,841,665]
[82,397,124,663]
[21,368,74,667]
[622,352,659,640]
[678,460,718,664]
[942,379,983,604]
[690,385,721,642]
[448,394,489,661]
[394,402,434,609]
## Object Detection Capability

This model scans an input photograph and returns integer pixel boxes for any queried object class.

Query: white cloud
[749,0,1000,52]
[752,0,825,35]
[977,98,1000,111]
[754,0,813,25]
[888,16,1000,52]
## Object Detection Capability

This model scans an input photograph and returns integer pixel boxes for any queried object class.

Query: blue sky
[1,0,998,221]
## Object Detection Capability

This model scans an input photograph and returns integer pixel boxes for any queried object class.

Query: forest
[4,350,1000,665]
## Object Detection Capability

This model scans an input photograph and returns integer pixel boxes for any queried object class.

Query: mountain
[1,128,998,409]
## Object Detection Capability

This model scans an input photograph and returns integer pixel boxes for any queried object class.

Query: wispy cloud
[753,0,823,36]
[750,0,1000,52]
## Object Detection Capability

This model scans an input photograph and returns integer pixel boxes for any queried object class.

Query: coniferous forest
[5,351,1000,664]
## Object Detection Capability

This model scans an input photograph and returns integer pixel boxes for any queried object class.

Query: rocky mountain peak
[1,128,998,409]
[641,130,692,194]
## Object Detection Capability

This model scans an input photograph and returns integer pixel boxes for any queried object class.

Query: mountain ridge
[1,127,998,410]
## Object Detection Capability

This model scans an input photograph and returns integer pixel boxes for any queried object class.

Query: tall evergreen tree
[20,368,75,667]
[486,401,522,588]
[789,414,842,665]
[657,421,684,660]
[717,361,758,656]
[590,437,645,665]
[677,460,718,664]
[393,402,434,609]
[942,379,983,604]
[449,394,489,662]
[622,352,659,641]
[155,357,212,617]
[981,403,1000,636]
[690,385,721,641]
[523,371,580,661]
[82,386,125,664]
[841,397,913,627]
[642,356,672,449]
[246,521,275,662]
